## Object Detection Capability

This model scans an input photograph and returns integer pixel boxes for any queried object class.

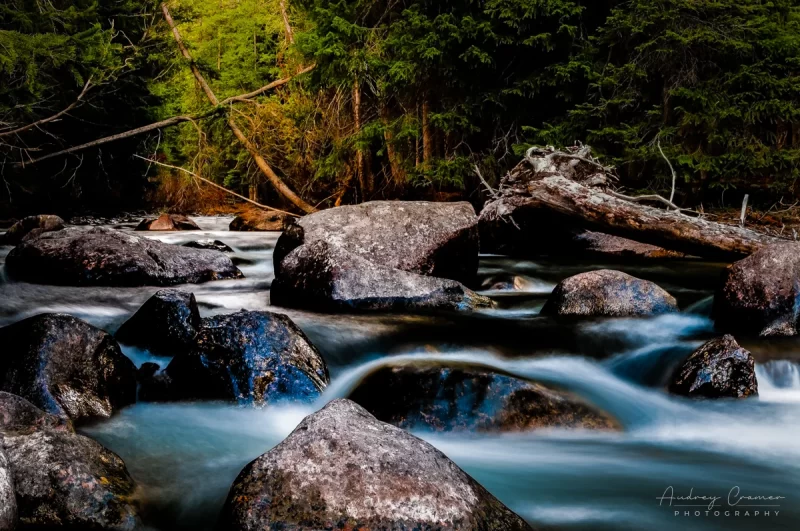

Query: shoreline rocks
[218,399,533,530]
[135,213,200,231]
[669,335,757,399]
[271,240,493,313]
[229,208,289,231]
[274,201,480,284]
[347,363,618,432]
[0,314,137,422]
[183,239,234,252]
[0,392,140,530]
[714,243,800,336]
[0,214,64,245]
[149,310,329,404]
[541,269,678,317]
[5,227,243,286]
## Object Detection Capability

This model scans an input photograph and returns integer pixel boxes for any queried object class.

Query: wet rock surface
[669,335,758,398]
[572,231,686,259]
[273,200,480,284]
[0,214,64,245]
[183,239,234,252]
[218,399,533,531]
[0,447,14,531]
[541,269,678,317]
[271,240,493,313]
[0,313,137,422]
[135,213,201,231]
[229,208,289,231]
[116,289,201,355]
[5,226,243,286]
[0,393,140,530]
[155,310,329,404]
[714,243,800,336]
[347,363,618,432]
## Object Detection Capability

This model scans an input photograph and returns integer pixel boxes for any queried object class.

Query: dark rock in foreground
[714,243,800,336]
[0,314,137,422]
[0,214,64,245]
[347,363,618,432]
[136,213,200,231]
[669,335,757,399]
[271,240,493,312]
[0,392,140,530]
[219,399,533,531]
[183,239,234,252]
[274,200,479,284]
[156,310,329,404]
[541,269,678,317]
[229,208,289,231]
[116,289,201,355]
[5,226,243,286]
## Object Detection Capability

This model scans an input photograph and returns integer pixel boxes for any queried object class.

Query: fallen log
[480,147,785,260]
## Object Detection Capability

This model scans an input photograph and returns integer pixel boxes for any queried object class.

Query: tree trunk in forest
[480,148,784,260]
[352,78,370,197]
[422,95,433,167]
[161,3,315,214]
[380,103,405,188]
[279,0,294,44]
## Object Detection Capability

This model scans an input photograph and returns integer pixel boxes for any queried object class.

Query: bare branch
[0,77,93,138]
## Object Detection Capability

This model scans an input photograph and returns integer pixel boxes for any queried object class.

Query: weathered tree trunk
[422,95,433,166]
[279,0,294,44]
[380,103,405,188]
[480,148,784,260]
[352,78,367,197]
[161,3,315,214]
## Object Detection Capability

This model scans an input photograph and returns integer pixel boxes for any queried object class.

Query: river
[1,216,797,530]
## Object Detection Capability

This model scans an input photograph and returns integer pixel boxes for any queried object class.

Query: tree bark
[482,175,782,259]
[380,102,405,188]
[161,3,315,213]
[352,78,368,197]
[422,94,433,166]
[279,0,294,44]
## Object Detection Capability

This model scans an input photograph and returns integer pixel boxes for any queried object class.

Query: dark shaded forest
[1,0,798,217]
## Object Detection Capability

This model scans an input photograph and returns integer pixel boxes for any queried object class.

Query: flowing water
[1,217,797,530]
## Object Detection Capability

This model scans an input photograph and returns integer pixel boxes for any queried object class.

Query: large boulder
[271,240,493,312]
[714,243,800,336]
[273,201,479,284]
[0,393,140,530]
[229,208,289,231]
[347,363,618,432]
[116,289,201,355]
[669,335,757,399]
[0,314,137,422]
[0,448,14,531]
[0,214,64,245]
[5,226,243,286]
[154,310,329,404]
[135,213,200,231]
[218,399,533,531]
[541,269,678,317]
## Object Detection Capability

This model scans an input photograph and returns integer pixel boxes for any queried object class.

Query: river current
[1,216,797,530]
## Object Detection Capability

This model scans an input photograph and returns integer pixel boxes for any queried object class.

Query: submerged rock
[135,213,200,231]
[219,399,533,531]
[183,239,234,252]
[158,310,329,404]
[0,447,14,531]
[0,214,64,245]
[541,269,678,317]
[5,226,243,286]
[715,243,800,336]
[0,313,137,422]
[0,393,139,530]
[116,289,201,355]
[669,335,757,399]
[347,363,618,432]
[274,200,480,284]
[271,240,493,312]
[229,208,289,231]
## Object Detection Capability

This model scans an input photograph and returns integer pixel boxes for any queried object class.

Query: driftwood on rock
[480,146,784,260]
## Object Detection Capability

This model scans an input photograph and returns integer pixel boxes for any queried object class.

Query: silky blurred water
[1,216,797,530]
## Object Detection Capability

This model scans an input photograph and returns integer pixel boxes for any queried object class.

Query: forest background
[1,0,798,217]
